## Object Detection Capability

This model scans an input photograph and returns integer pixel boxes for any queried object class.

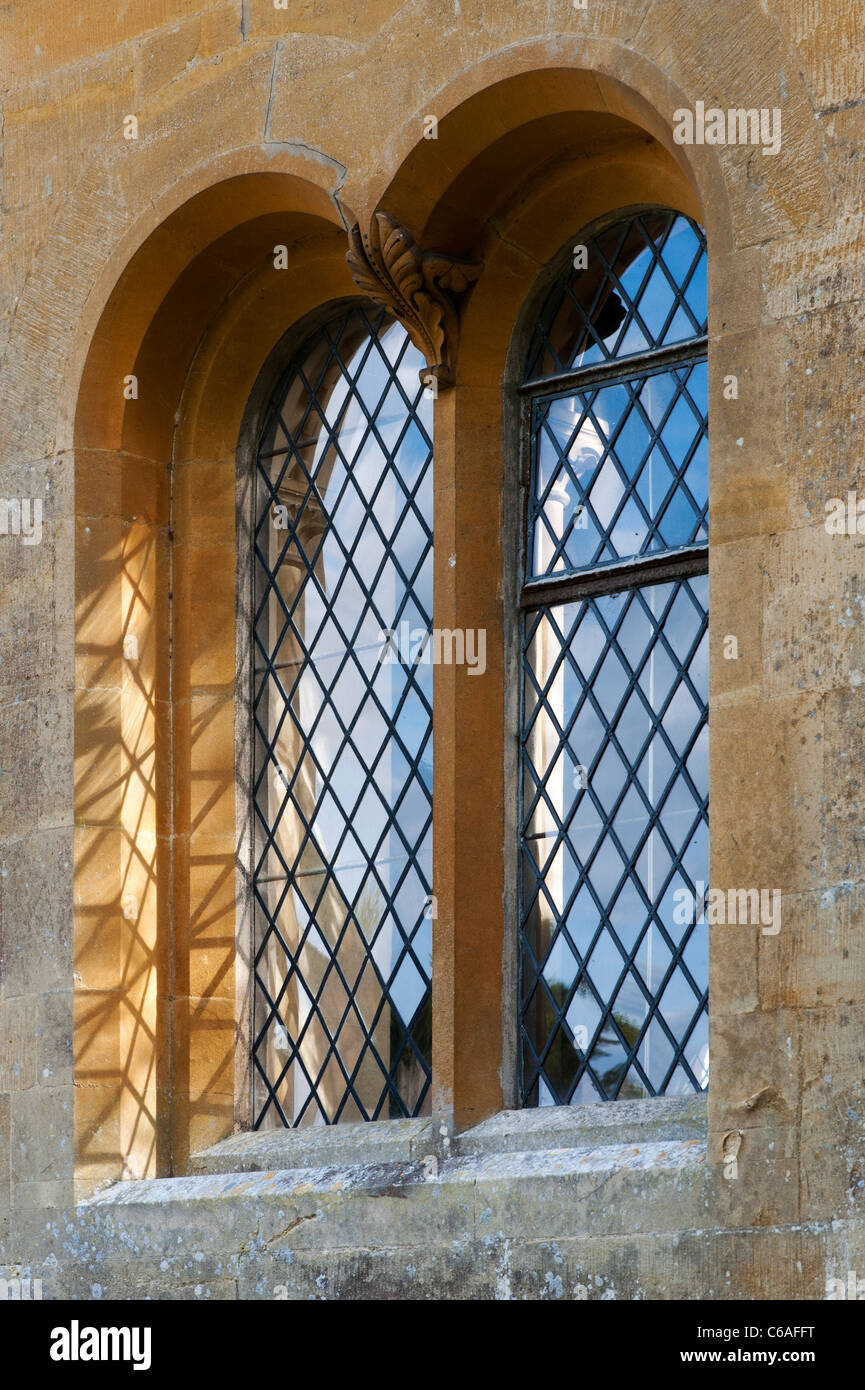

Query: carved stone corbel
[346,212,482,390]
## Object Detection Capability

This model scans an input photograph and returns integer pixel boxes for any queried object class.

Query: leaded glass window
[518,210,709,1105]
[252,303,433,1127]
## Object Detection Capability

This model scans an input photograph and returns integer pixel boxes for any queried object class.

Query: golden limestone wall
[1,0,864,1297]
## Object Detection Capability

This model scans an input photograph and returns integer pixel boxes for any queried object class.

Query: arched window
[518,210,709,1105]
[252,303,434,1127]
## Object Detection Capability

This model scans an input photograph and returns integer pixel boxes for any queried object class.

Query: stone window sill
[187,1093,707,1175]
[70,1096,709,1298]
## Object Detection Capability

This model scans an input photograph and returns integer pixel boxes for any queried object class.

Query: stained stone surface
[2,0,865,1299]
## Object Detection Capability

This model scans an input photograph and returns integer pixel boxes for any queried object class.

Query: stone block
[173,556,236,700]
[798,1004,865,1223]
[137,15,202,96]
[709,538,763,703]
[823,686,865,886]
[75,450,169,528]
[759,884,865,1011]
[10,1085,74,1183]
[3,54,135,208]
[762,525,865,698]
[783,301,865,527]
[708,1007,799,1132]
[36,992,74,1090]
[708,324,789,545]
[0,997,37,1092]
[0,828,74,997]
[710,692,824,894]
[173,833,237,1001]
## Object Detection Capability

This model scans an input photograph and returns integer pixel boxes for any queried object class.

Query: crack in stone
[263,1213,319,1247]
[261,138,349,229]
[263,42,285,142]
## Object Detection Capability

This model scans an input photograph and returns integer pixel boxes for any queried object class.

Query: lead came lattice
[519,211,710,1106]
[252,304,434,1127]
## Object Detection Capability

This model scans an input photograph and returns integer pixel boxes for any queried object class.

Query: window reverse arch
[518,209,709,1106]
[252,301,434,1127]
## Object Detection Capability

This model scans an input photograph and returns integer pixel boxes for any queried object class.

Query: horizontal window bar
[254,639,387,675]
[520,543,708,608]
[519,336,708,399]
[254,853,416,886]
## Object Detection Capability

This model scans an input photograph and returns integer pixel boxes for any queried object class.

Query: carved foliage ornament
[346,213,482,389]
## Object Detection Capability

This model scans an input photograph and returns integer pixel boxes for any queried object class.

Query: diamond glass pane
[520,578,708,1104]
[525,211,707,381]
[252,303,433,1128]
[528,362,707,577]
[520,209,708,1108]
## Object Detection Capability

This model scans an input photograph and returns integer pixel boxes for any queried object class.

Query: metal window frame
[250,299,435,1130]
[517,209,709,1107]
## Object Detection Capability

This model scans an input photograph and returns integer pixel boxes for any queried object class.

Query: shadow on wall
[72,168,353,1193]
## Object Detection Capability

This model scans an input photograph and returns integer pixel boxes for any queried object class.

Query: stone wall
[1,0,864,1298]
